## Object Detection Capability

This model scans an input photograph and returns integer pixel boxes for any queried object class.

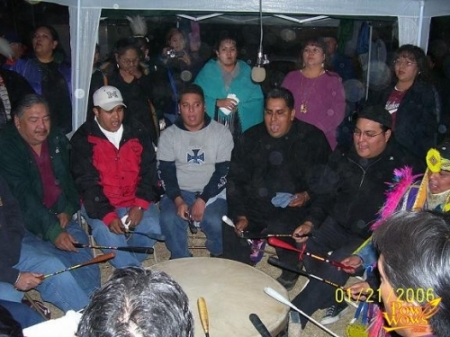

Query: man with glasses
[285,105,417,328]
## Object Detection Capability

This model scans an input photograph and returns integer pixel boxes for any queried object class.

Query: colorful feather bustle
[371,166,420,231]
[368,306,388,337]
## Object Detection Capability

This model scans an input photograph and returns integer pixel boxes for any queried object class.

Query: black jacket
[227,119,331,228]
[314,142,415,239]
[367,80,439,162]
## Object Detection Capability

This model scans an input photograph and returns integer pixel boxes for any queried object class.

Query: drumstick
[268,256,344,289]
[268,257,358,309]
[267,237,355,273]
[197,297,210,337]
[249,313,271,337]
[41,252,115,279]
[264,287,341,337]
[222,215,252,245]
[73,243,154,254]
[242,232,312,239]
[222,215,236,228]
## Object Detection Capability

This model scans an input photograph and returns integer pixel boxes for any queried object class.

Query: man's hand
[190,198,206,222]
[293,221,314,243]
[109,218,126,235]
[340,255,363,273]
[345,281,371,302]
[54,232,78,252]
[126,206,144,228]
[235,216,249,235]
[14,272,43,291]
[174,197,189,220]
[57,213,71,229]
[288,192,310,208]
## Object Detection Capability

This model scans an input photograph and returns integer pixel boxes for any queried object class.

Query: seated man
[0,94,100,307]
[71,85,161,268]
[223,87,331,287]
[372,211,450,337]
[290,105,416,327]
[157,84,234,259]
[343,141,450,271]
[77,267,194,337]
[0,174,83,319]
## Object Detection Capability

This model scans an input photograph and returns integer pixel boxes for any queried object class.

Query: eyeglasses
[353,130,384,139]
[393,59,417,67]
[119,57,139,65]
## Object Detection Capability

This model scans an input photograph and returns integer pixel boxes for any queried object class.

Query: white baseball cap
[93,85,127,111]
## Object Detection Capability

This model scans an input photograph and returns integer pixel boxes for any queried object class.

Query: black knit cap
[437,141,450,160]
[357,105,392,129]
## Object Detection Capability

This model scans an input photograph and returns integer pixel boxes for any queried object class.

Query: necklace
[299,70,322,114]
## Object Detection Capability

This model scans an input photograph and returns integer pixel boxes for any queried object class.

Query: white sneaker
[320,303,349,325]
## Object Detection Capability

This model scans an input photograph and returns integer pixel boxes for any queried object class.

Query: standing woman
[158,28,202,123]
[282,37,345,150]
[194,36,264,138]
[88,37,159,144]
[367,44,439,166]
[11,25,72,133]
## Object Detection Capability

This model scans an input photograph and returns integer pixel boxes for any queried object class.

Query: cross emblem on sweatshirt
[187,149,204,164]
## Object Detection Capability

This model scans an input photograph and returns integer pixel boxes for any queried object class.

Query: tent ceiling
[40,0,450,19]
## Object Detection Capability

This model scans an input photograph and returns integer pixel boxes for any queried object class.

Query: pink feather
[368,306,388,337]
[371,166,420,231]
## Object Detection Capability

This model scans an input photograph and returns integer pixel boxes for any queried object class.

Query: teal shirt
[194,59,264,133]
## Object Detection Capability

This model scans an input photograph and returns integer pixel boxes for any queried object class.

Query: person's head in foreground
[373,211,450,337]
[77,267,194,337]
[354,105,392,159]
[425,142,450,211]
[264,87,296,138]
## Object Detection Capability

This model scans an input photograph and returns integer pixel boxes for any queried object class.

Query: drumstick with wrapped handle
[197,297,210,337]
[249,313,271,337]
[264,287,341,337]
[242,232,312,239]
[268,256,343,289]
[267,237,355,273]
[73,243,154,254]
[268,257,358,308]
[41,252,115,279]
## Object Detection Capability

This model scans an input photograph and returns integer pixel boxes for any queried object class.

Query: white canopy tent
[40,0,450,131]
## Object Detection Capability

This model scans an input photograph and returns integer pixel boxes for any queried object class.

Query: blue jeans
[160,191,226,259]
[0,222,100,312]
[82,204,161,268]
[0,300,44,328]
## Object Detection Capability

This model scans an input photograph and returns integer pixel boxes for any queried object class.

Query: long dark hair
[392,44,432,83]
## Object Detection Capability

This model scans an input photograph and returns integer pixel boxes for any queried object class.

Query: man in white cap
[71,85,161,268]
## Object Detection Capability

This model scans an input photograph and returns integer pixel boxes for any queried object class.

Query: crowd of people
[1,20,450,337]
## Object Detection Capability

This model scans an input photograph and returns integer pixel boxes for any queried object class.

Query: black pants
[291,216,365,327]
[222,207,302,269]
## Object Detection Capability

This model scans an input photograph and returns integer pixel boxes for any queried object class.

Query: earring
[117,63,120,69]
